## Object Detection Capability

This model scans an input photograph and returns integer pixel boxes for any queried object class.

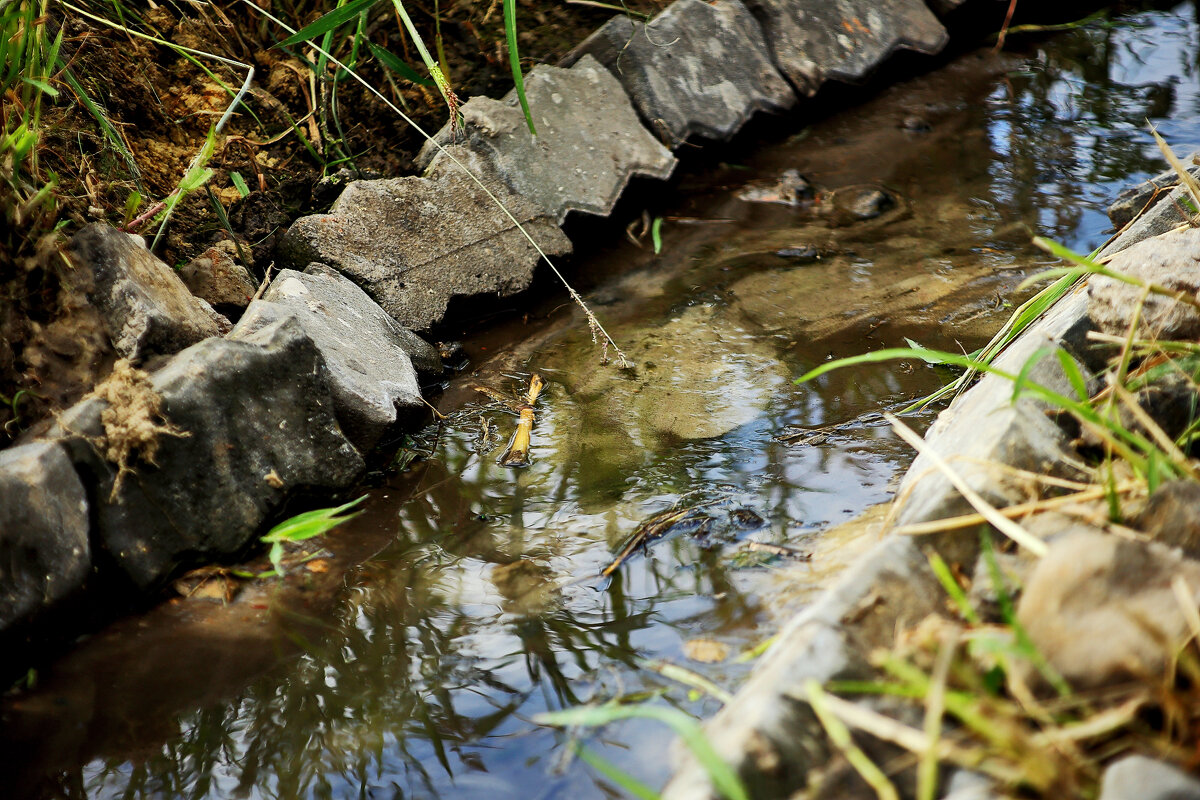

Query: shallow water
[7,6,1200,798]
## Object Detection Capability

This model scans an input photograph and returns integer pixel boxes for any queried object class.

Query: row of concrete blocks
[281,0,959,330]
[0,0,962,657]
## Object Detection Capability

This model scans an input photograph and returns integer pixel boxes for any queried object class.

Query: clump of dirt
[87,359,188,500]
[0,235,114,447]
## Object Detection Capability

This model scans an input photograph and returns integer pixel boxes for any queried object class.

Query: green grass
[260,495,366,576]
[1,0,61,246]
[536,702,749,800]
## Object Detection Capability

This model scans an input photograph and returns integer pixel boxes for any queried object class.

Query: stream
[6,6,1200,798]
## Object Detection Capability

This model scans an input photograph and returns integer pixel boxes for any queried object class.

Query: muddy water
[7,8,1200,799]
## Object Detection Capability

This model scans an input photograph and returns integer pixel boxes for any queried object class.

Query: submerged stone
[418,55,676,222]
[280,146,570,330]
[50,317,363,589]
[231,266,434,450]
[0,441,90,634]
[66,223,228,361]
[569,0,795,145]
[742,0,948,96]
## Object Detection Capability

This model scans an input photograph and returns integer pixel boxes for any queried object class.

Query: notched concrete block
[418,55,677,222]
[280,146,570,330]
[742,0,949,96]
[569,0,795,145]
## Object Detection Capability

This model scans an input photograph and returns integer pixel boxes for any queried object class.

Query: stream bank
[8,3,1200,797]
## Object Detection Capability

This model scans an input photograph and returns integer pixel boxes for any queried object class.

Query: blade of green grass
[536,703,748,800]
[278,0,380,47]
[503,0,536,136]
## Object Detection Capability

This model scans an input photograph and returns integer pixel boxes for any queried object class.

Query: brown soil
[0,0,668,446]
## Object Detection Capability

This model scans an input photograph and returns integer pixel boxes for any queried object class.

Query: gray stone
[1109,156,1200,230]
[417,55,676,222]
[230,267,431,450]
[50,317,363,589]
[662,536,945,799]
[894,289,1093,528]
[1099,755,1200,800]
[66,223,228,361]
[1017,531,1200,689]
[741,0,948,96]
[925,0,969,15]
[942,770,1004,800]
[0,441,90,631]
[567,0,795,145]
[178,243,258,311]
[302,264,443,377]
[280,146,570,330]
[1136,480,1200,560]
[1089,227,1200,340]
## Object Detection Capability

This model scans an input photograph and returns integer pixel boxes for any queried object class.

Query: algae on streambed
[8,8,1200,798]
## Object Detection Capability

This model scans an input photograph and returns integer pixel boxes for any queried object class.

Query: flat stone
[50,317,363,589]
[1017,531,1200,689]
[741,0,948,96]
[1089,226,1200,340]
[66,223,228,361]
[231,266,432,450]
[893,289,1093,528]
[0,441,90,633]
[662,536,945,799]
[568,0,795,145]
[417,55,676,222]
[178,243,257,311]
[1099,755,1200,800]
[279,146,570,330]
[1103,154,1200,254]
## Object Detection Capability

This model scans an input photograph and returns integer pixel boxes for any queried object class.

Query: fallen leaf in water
[683,638,730,663]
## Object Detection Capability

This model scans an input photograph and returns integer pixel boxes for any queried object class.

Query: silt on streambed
[7,5,1200,798]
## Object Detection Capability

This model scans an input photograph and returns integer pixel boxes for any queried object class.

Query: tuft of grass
[261,495,366,576]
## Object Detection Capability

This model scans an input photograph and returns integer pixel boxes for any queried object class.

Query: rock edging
[4,0,966,671]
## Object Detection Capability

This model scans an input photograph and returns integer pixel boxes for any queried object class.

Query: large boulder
[568,0,795,145]
[231,266,436,450]
[66,223,228,361]
[49,317,364,589]
[280,147,570,330]
[0,441,90,633]
[740,0,948,96]
[417,55,677,223]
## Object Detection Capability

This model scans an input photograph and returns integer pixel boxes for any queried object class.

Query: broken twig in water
[489,374,543,467]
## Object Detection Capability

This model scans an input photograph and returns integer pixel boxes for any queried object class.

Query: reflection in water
[989,6,1200,250]
[8,7,1200,798]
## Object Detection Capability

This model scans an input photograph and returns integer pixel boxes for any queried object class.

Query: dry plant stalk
[498,374,543,467]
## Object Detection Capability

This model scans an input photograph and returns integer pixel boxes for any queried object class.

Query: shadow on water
[6,5,1200,797]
